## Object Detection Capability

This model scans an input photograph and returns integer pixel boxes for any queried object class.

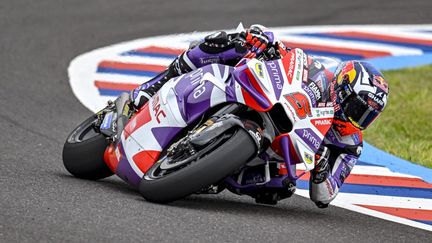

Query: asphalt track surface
[1,0,432,242]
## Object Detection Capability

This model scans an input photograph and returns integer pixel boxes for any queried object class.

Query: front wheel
[62,115,113,180]
[139,128,256,203]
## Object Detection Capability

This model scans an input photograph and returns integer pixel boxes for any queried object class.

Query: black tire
[139,128,256,203]
[62,115,113,180]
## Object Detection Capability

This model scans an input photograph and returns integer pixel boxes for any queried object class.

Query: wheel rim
[67,116,100,143]
[77,124,100,142]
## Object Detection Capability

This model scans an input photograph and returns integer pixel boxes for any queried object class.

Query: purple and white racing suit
[305,59,363,206]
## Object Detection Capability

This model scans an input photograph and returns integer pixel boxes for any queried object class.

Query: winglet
[236,22,245,32]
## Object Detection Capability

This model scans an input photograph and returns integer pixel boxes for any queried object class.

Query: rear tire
[139,128,256,203]
[62,115,113,180]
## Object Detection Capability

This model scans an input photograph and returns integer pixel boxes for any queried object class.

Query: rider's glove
[311,146,331,184]
[242,26,270,59]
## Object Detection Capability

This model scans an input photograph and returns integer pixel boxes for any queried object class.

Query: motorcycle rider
[129,25,389,208]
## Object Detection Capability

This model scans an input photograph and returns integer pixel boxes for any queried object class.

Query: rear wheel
[62,115,113,180]
[139,128,256,203]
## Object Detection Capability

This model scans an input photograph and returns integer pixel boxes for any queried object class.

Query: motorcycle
[62,44,335,205]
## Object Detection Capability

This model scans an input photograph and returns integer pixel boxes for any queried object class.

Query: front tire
[62,115,113,180]
[139,128,256,203]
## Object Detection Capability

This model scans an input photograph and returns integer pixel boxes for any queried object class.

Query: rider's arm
[185,25,277,69]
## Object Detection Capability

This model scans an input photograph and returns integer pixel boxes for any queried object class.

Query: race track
[1,0,432,241]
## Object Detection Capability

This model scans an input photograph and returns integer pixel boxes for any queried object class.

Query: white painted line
[296,189,432,231]
[94,73,152,84]
[278,36,423,56]
[350,165,421,178]
[297,164,421,179]
[106,55,174,66]
[332,192,432,210]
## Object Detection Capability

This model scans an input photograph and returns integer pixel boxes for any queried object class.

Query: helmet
[333,61,389,130]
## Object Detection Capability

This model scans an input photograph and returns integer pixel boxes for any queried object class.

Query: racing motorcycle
[62,44,335,205]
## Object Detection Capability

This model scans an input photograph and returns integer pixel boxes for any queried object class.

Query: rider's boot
[309,146,332,208]
[309,146,357,209]
[309,161,336,209]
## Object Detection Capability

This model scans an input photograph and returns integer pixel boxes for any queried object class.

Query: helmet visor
[341,94,380,130]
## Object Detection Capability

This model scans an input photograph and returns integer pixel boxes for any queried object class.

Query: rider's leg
[130,52,196,109]
[130,31,247,109]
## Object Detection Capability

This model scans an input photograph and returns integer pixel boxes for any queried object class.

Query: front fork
[94,93,133,173]
[95,93,132,143]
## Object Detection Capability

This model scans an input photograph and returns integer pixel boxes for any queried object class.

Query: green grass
[363,65,432,168]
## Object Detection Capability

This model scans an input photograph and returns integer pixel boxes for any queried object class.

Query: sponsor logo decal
[265,60,284,99]
[188,68,207,99]
[303,53,308,67]
[315,109,334,118]
[265,61,283,89]
[284,52,296,84]
[295,49,303,81]
[301,83,317,106]
[193,84,206,99]
[330,80,341,112]
[295,128,321,151]
[311,118,333,135]
[189,68,204,85]
[152,94,166,123]
[303,69,309,82]
[337,61,356,84]
[255,63,264,78]
[315,77,325,92]
[317,102,333,108]
[313,118,332,125]
[199,56,220,65]
[101,111,113,130]
[308,81,322,100]
[304,152,313,164]
[372,75,389,93]
[367,92,385,107]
